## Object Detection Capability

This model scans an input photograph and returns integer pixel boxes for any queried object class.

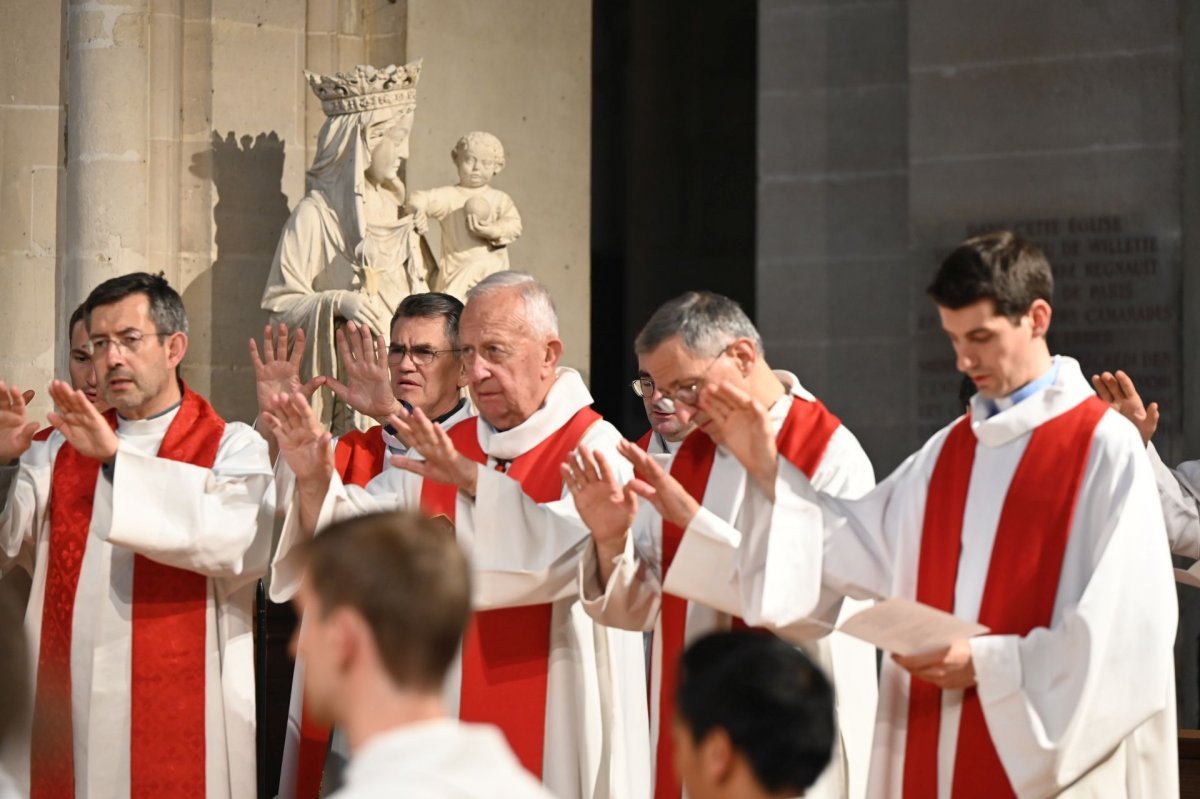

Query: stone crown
[305,62,421,117]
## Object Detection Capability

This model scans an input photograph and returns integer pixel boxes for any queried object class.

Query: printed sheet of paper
[837,597,990,657]
[1175,567,1200,590]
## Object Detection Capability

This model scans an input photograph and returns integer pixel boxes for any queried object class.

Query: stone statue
[261,62,432,434]
[407,131,521,300]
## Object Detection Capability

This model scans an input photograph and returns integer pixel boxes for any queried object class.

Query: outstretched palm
[1091,370,1159,445]
[562,446,638,551]
[250,324,323,416]
[699,381,778,491]
[325,321,399,420]
[0,382,37,461]
[263,391,334,487]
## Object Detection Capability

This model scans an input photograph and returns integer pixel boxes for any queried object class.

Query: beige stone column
[59,0,152,319]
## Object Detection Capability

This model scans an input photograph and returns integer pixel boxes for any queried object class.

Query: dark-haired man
[673,631,835,799]
[291,510,552,798]
[0,272,272,798]
[260,293,474,799]
[679,231,1177,796]
[567,291,877,799]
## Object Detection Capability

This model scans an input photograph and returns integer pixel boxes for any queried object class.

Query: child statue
[407,131,522,299]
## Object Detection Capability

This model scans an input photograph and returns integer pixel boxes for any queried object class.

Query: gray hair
[465,271,559,338]
[635,291,764,357]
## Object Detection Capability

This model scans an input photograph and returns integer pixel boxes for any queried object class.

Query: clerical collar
[118,396,183,423]
[383,397,466,438]
[986,359,1059,418]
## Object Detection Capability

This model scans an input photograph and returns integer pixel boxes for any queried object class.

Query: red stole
[32,388,223,799]
[654,396,842,799]
[333,425,389,488]
[33,426,53,442]
[636,429,653,451]
[419,407,601,779]
[902,397,1108,798]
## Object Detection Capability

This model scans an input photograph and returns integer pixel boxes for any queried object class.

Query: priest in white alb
[667,232,1179,798]
[266,271,651,799]
[0,273,272,799]
[564,291,878,799]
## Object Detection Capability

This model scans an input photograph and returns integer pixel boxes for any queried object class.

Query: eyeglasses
[83,331,170,360]
[629,345,732,409]
[387,345,460,366]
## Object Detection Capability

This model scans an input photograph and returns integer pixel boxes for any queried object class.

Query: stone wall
[0,0,592,425]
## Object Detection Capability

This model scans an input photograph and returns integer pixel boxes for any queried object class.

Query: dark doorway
[590,1,759,436]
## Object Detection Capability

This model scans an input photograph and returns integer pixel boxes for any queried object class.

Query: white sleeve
[268,462,415,603]
[105,423,273,588]
[465,422,633,609]
[0,439,58,575]
[1145,442,1200,558]
[971,422,1177,797]
[577,502,662,632]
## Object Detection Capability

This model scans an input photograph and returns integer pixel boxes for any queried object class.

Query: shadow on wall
[186,131,291,423]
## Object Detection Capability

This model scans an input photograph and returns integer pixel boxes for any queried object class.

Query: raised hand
[388,406,476,493]
[699,381,779,496]
[47,380,117,462]
[249,324,324,414]
[561,445,638,556]
[0,382,39,461]
[1091,370,1159,446]
[262,391,333,488]
[324,320,400,421]
[617,439,700,529]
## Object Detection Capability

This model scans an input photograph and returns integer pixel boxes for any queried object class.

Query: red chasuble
[654,396,843,799]
[333,425,389,489]
[31,387,224,799]
[418,407,601,779]
[901,397,1108,799]
[636,429,653,451]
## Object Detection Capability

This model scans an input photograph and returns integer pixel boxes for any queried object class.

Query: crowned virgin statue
[261,62,434,434]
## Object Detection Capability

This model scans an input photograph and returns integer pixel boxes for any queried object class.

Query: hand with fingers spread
[324,320,401,421]
[47,380,118,462]
[616,439,701,530]
[892,639,975,690]
[699,381,779,496]
[1091,369,1159,446]
[561,445,638,567]
[0,382,39,461]
[249,323,325,413]
[262,391,334,489]
[388,406,477,494]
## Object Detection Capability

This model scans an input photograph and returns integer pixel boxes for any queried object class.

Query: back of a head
[465,271,559,339]
[83,271,189,335]
[635,291,764,358]
[302,510,471,691]
[926,230,1053,321]
[391,291,466,348]
[677,631,835,795]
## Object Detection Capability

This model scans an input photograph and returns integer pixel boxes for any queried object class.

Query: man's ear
[328,607,364,674]
[728,337,758,375]
[700,728,737,785]
[543,338,564,374]
[1028,298,1053,339]
[166,332,189,370]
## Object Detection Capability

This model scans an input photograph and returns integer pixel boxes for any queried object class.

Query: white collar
[475,368,594,461]
[966,356,1096,448]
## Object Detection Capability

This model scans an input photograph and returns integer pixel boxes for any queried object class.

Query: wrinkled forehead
[88,294,153,334]
[460,292,530,343]
[390,314,452,347]
[637,336,712,387]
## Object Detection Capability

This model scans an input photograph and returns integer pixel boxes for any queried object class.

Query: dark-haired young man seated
[673,631,835,799]
[291,510,552,799]
[666,231,1178,797]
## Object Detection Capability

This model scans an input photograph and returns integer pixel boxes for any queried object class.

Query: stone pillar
[59,0,152,319]
[0,2,66,418]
